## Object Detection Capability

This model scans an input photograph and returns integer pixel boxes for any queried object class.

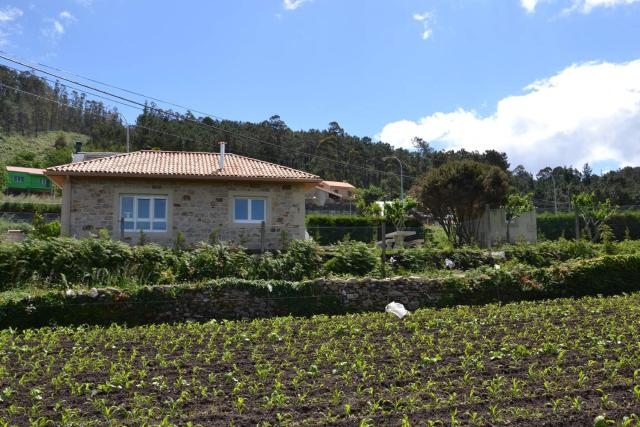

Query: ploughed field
[2,294,640,426]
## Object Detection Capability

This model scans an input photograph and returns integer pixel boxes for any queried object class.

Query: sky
[1,0,640,173]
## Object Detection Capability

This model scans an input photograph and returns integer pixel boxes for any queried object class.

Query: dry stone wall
[5,277,452,328]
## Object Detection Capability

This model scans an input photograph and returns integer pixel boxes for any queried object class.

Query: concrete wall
[476,208,537,247]
[62,177,306,249]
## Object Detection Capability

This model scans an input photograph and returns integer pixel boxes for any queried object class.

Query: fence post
[381,220,387,264]
[260,221,266,253]
[485,204,492,249]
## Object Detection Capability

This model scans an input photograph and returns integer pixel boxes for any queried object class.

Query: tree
[53,132,68,149]
[572,192,616,242]
[510,165,534,193]
[355,185,386,217]
[504,192,533,243]
[384,197,417,231]
[411,160,509,246]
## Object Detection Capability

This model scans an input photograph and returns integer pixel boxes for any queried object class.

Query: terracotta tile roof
[45,150,321,183]
[6,166,46,175]
[320,180,355,189]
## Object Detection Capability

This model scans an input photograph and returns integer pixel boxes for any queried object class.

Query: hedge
[2,254,639,328]
[4,236,637,291]
[537,210,640,240]
[0,238,325,290]
[0,201,61,214]
[305,214,423,245]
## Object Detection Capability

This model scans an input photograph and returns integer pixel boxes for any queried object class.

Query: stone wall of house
[64,177,306,249]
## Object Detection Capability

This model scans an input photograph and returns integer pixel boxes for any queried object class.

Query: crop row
[2,293,640,425]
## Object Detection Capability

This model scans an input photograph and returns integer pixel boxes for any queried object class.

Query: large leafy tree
[411,160,509,246]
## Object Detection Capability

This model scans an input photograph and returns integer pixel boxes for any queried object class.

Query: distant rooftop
[6,166,46,176]
[320,180,355,189]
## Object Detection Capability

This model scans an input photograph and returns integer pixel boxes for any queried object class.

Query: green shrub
[392,247,489,272]
[306,215,377,245]
[0,201,61,213]
[504,239,596,267]
[325,240,378,276]
[278,240,323,281]
[305,214,423,245]
[178,243,253,281]
[132,244,178,284]
[538,210,640,241]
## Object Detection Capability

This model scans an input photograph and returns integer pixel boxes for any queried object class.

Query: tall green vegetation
[504,192,533,242]
[411,160,510,246]
[572,192,616,242]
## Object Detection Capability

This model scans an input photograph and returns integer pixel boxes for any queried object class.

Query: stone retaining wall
[6,277,452,328]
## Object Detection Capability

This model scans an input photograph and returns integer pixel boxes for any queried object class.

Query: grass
[0,214,32,234]
[1,293,640,425]
[0,131,89,165]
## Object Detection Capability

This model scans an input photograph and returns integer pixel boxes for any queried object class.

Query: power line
[0,79,416,184]
[0,50,228,122]
[0,55,416,182]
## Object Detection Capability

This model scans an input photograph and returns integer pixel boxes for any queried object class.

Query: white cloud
[42,11,77,40]
[283,0,312,11]
[413,11,434,41]
[53,20,64,34]
[0,6,22,46]
[378,60,640,172]
[59,11,76,22]
[0,6,22,22]
[522,0,640,13]
[521,0,541,12]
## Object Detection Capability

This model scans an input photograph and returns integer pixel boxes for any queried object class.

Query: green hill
[0,131,90,166]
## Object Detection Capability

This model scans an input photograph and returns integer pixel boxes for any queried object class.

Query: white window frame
[13,176,24,183]
[119,195,168,233]
[233,197,266,224]
[40,178,49,186]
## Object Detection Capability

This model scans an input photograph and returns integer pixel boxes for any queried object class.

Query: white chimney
[219,141,226,170]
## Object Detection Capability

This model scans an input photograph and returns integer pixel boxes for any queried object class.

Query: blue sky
[1,0,640,172]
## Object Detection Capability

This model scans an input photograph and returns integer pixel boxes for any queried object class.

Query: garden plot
[2,293,640,426]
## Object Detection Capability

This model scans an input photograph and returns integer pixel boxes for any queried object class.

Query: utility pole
[125,124,130,153]
[549,173,558,214]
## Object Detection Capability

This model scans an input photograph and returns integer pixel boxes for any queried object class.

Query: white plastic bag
[385,301,410,319]
[445,258,455,269]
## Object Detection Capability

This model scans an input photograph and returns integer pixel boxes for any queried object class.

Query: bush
[130,244,179,284]
[277,239,323,281]
[503,239,596,267]
[306,215,377,245]
[305,214,423,245]
[0,201,61,214]
[392,247,490,272]
[537,210,640,241]
[178,243,253,281]
[325,240,378,276]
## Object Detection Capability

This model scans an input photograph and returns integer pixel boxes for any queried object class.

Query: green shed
[5,166,52,195]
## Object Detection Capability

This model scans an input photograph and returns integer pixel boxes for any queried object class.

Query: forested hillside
[1,64,639,205]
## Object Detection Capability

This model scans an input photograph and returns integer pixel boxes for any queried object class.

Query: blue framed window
[120,195,167,232]
[233,197,266,223]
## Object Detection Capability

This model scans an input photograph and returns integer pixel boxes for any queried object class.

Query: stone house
[45,144,321,249]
